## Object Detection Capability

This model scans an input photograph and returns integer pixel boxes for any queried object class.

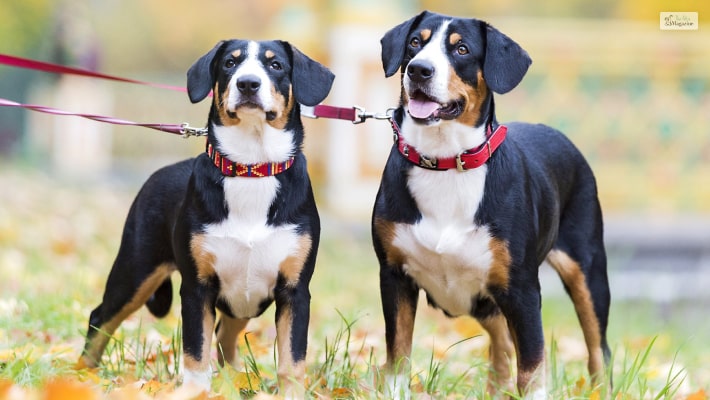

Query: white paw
[525,385,547,400]
[182,367,213,392]
[385,373,411,400]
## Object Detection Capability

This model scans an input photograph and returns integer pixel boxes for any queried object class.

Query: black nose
[236,75,261,95]
[407,60,434,82]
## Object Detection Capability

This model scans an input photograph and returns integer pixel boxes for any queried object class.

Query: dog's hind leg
[215,315,249,367]
[547,193,611,384]
[79,260,174,368]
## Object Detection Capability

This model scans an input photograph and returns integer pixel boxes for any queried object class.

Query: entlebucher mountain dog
[372,11,611,399]
[79,39,334,398]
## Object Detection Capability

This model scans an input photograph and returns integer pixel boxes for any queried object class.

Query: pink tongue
[408,99,440,119]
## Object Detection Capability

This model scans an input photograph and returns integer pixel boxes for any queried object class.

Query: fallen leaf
[574,376,586,396]
[686,389,708,400]
[233,371,261,391]
[330,386,353,398]
[0,380,13,396]
[141,378,165,395]
[589,389,601,400]
[41,377,100,400]
[453,317,484,339]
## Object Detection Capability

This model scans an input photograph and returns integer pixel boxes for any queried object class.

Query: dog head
[381,11,531,128]
[187,40,335,130]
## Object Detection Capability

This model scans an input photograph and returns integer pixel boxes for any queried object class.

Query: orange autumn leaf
[232,371,261,390]
[141,378,166,395]
[686,389,708,400]
[589,389,601,400]
[42,378,100,400]
[330,386,353,398]
[573,376,586,396]
[0,380,14,397]
[453,317,485,339]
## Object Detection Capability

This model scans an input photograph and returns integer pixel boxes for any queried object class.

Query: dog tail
[146,278,173,318]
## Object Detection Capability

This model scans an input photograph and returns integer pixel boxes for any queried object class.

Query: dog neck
[208,117,296,166]
[397,90,497,159]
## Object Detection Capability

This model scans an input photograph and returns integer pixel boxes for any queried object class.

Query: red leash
[0,52,390,134]
[0,53,188,93]
[0,97,206,137]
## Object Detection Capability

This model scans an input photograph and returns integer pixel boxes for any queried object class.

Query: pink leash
[0,97,206,137]
[0,54,188,93]
[0,53,389,134]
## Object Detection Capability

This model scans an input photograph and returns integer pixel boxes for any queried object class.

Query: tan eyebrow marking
[449,32,462,45]
[265,50,275,59]
[231,49,242,58]
[420,29,432,42]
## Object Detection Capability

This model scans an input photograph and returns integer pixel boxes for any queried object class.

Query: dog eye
[409,37,420,48]
[224,59,236,68]
[270,61,283,71]
[456,44,469,55]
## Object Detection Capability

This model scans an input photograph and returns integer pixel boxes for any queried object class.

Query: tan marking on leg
[389,298,415,372]
[279,234,312,287]
[487,237,511,289]
[547,249,604,381]
[373,218,406,266]
[184,304,216,374]
[191,234,216,283]
[449,69,488,127]
[517,359,546,397]
[420,29,432,42]
[80,264,174,367]
[449,32,462,45]
[506,326,546,397]
[216,315,249,367]
[479,313,515,395]
[275,306,306,398]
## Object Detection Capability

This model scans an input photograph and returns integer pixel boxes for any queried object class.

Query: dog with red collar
[372,11,610,398]
[78,39,334,398]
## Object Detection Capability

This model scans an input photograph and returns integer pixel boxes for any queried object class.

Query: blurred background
[1,0,709,388]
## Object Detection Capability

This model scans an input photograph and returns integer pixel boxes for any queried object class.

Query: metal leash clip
[353,106,395,124]
[180,123,208,138]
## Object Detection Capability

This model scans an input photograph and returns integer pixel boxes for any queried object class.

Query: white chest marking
[200,177,299,318]
[393,166,491,316]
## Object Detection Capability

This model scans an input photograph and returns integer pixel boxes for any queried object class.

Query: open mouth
[407,91,463,122]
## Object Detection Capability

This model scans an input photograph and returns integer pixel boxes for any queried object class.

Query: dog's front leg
[479,313,515,396]
[216,315,249,367]
[493,284,546,400]
[274,283,309,400]
[380,266,419,400]
[180,280,217,391]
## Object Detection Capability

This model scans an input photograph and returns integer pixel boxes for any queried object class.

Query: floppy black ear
[283,42,335,106]
[483,24,532,94]
[186,41,224,103]
[380,10,430,78]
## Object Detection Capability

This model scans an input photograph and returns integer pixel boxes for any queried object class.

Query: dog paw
[181,368,213,392]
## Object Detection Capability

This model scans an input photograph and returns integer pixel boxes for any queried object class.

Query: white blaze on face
[226,41,275,113]
[403,20,453,119]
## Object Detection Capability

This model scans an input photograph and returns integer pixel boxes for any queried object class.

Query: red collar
[391,120,507,171]
[206,141,294,177]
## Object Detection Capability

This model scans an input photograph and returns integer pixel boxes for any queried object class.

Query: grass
[1,167,709,399]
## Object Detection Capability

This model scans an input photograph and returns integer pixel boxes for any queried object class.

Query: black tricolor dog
[372,11,610,398]
[79,40,334,397]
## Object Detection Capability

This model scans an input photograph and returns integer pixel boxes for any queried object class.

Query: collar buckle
[455,153,466,172]
[419,155,438,169]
